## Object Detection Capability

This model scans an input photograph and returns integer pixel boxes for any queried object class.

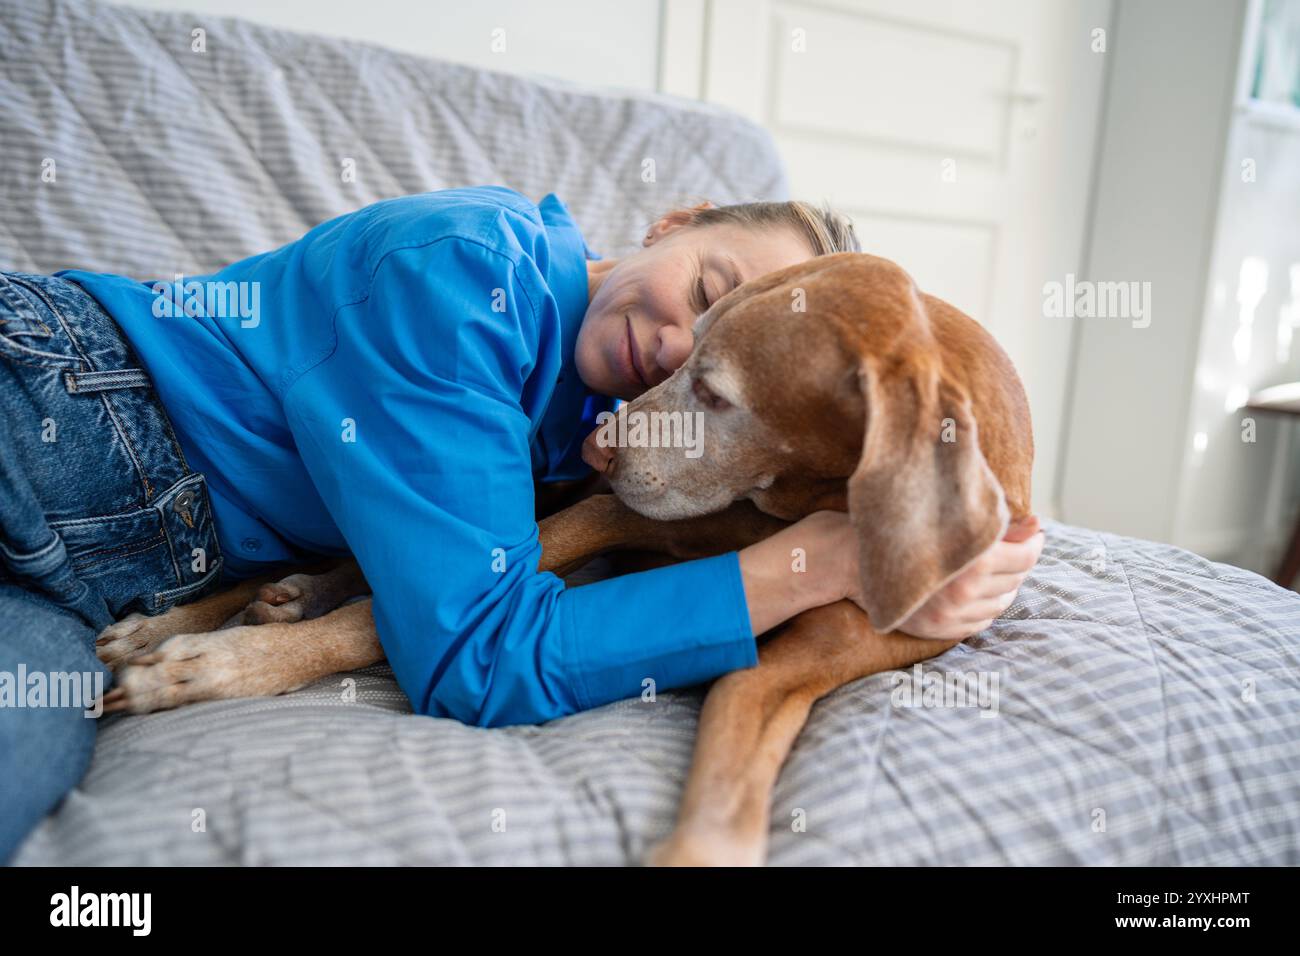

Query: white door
[661,0,1113,513]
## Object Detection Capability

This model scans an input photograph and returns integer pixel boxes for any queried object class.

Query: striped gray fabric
[14,521,1300,865]
[6,0,1300,865]
[0,0,787,275]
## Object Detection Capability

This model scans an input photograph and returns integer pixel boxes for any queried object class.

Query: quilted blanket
[4,0,1300,865]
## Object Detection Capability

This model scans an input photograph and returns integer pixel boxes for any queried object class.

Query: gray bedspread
[4,0,1299,865]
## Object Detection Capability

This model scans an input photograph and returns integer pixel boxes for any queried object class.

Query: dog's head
[582,252,1032,633]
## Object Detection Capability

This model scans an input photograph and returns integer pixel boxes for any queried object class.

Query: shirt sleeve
[282,238,757,727]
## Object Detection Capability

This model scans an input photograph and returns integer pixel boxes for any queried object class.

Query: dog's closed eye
[693,376,731,411]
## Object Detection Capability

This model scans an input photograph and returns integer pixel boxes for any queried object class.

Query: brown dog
[95,252,1033,865]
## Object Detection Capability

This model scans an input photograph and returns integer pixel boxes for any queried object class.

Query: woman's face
[575,212,815,400]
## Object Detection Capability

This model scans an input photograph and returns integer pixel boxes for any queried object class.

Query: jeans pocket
[52,473,225,619]
[0,274,80,369]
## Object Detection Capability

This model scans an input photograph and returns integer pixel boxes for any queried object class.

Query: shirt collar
[535,194,617,481]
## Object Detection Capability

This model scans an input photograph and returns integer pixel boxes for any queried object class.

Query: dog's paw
[642,831,764,867]
[243,574,312,625]
[100,626,302,715]
[96,608,199,671]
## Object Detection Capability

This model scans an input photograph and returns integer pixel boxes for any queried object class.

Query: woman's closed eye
[693,272,712,314]
[692,256,743,315]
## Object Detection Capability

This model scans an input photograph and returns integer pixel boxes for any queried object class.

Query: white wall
[1055,0,1300,574]
[1060,0,1247,545]
[1060,0,1300,574]
[1171,3,1300,571]
[111,0,664,91]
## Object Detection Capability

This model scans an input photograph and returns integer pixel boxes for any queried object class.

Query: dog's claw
[108,626,288,714]
[95,607,211,670]
[256,581,302,606]
[243,599,304,625]
[95,615,142,646]
[244,576,314,625]
[95,686,128,716]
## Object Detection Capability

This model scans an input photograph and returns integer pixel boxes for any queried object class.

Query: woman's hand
[895,516,1044,640]
[738,510,1043,641]
[737,510,856,637]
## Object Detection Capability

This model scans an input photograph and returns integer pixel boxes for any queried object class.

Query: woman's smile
[623,314,652,392]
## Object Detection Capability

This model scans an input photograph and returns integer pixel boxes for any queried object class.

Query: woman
[0,186,1043,859]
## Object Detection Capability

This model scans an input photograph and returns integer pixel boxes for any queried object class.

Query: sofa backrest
[0,0,788,276]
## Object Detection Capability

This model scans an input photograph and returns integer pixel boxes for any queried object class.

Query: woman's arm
[739,510,1043,640]
[737,511,851,637]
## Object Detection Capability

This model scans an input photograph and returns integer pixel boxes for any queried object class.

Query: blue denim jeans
[0,272,225,862]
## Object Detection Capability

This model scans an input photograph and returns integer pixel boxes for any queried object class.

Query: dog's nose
[581,429,617,475]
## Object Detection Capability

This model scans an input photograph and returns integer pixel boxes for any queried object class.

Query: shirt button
[241,537,261,552]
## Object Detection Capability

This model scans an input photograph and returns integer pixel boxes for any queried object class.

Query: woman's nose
[655,324,694,376]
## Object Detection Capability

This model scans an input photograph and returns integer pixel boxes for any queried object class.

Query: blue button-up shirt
[62,186,756,726]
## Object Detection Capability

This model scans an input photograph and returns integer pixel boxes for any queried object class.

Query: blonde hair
[681,199,860,256]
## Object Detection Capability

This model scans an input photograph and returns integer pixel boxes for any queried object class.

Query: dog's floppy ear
[847,357,1009,633]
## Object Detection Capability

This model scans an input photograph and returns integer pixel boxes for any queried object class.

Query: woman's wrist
[736,511,851,636]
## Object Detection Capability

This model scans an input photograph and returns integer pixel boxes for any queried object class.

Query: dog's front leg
[102,598,383,714]
[538,494,789,575]
[102,498,643,713]
[646,602,959,866]
[536,494,655,575]
[95,570,288,670]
